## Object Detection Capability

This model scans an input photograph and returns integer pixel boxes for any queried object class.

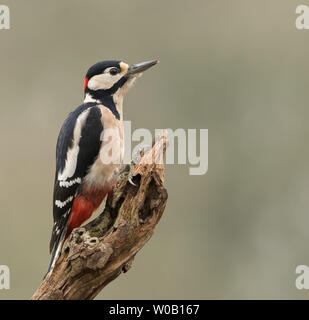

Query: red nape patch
[83,78,89,90]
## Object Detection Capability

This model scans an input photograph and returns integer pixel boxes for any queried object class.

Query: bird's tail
[44,226,67,278]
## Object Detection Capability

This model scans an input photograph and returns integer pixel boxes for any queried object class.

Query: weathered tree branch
[31,130,168,300]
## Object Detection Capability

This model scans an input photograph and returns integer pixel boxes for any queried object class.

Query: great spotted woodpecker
[47,59,159,274]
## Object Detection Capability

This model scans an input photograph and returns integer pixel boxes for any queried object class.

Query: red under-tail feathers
[66,184,114,239]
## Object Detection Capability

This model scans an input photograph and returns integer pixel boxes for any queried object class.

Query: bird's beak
[126,59,159,77]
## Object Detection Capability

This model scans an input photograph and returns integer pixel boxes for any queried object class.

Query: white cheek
[88,73,122,90]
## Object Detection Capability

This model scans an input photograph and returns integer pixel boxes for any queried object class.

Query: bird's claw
[117,163,138,187]
[128,176,137,186]
[128,162,138,187]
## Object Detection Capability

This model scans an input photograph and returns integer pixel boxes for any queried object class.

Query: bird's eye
[109,68,119,76]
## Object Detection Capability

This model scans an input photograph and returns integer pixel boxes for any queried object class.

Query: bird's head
[83,59,158,103]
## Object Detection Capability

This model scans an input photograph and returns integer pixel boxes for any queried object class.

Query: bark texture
[31,130,168,300]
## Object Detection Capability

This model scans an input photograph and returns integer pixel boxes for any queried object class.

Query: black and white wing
[50,102,103,254]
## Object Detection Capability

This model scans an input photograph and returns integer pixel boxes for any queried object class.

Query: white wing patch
[55,196,74,209]
[58,109,91,181]
[59,177,82,188]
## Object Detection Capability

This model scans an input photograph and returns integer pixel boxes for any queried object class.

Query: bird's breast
[83,104,124,190]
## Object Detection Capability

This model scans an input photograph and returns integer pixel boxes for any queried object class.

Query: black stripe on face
[103,76,128,96]
[85,77,125,120]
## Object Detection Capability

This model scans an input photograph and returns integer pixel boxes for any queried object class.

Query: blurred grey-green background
[1,0,309,299]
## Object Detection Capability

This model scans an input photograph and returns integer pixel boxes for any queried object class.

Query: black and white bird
[47,59,159,274]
